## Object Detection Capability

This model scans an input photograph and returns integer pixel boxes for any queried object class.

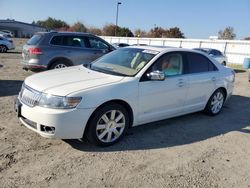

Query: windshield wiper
[91,66,127,77]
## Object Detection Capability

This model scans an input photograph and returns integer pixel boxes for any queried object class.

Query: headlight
[37,93,82,109]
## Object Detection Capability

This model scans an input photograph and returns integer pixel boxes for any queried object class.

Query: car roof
[127,45,202,54]
[35,31,96,37]
[194,47,219,51]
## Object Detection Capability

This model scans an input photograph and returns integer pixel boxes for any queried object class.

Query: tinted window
[27,34,42,45]
[209,50,222,56]
[215,50,222,56]
[50,36,63,45]
[187,52,217,73]
[88,37,109,50]
[62,36,86,47]
[152,53,184,76]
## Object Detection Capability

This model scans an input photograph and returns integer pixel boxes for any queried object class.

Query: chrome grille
[19,84,41,107]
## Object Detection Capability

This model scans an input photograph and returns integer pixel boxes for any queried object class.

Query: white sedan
[15,46,235,146]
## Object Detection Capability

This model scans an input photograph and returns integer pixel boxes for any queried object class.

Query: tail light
[28,47,42,55]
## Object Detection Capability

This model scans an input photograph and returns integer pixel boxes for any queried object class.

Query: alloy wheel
[211,91,224,114]
[54,63,67,69]
[96,110,126,143]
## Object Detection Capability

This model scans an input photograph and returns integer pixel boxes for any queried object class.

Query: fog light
[41,125,55,134]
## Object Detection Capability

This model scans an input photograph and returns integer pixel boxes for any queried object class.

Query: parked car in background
[243,57,250,82]
[112,43,130,48]
[0,30,14,38]
[21,31,116,71]
[15,46,235,146]
[0,33,11,39]
[193,48,228,66]
[0,36,15,52]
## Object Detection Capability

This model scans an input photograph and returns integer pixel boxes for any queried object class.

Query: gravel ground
[0,39,250,188]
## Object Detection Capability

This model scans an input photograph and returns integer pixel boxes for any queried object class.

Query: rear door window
[62,36,87,48]
[27,34,43,45]
[50,36,63,45]
[186,52,217,73]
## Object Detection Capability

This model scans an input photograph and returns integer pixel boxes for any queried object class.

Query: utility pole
[115,2,122,36]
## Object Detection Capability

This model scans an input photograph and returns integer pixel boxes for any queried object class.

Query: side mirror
[147,71,165,81]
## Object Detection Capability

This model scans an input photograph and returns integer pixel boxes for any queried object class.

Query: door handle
[178,78,185,87]
[178,82,185,87]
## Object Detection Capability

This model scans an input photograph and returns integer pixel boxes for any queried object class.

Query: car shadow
[234,69,246,73]
[0,80,23,97]
[7,51,22,54]
[64,95,250,152]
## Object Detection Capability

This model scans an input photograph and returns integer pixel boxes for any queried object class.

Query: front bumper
[15,97,95,139]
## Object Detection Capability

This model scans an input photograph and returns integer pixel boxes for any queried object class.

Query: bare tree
[71,22,87,32]
[88,27,102,36]
[218,26,236,40]
[134,29,147,37]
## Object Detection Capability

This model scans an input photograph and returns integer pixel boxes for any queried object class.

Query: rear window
[27,34,42,45]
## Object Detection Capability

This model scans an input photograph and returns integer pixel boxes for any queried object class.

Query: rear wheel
[0,45,7,53]
[49,61,70,69]
[204,89,225,116]
[85,103,129,146]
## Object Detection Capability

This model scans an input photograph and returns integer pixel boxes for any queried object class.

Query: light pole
[115,2,122,36]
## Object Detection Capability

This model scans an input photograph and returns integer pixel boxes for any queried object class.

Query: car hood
[24,65,125,96]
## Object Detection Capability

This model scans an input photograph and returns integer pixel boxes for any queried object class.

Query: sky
[0,0,250,39]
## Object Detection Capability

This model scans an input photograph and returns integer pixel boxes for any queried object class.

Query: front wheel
[85,103,129,146]
[204,89,225,116]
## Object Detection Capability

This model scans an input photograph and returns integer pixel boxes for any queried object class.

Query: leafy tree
[34,17,69,30]
[117,27,134,37]
[134,29,147,37]
[71,22,87,32]
[88,27,102,35]
[147,27,167,38]
[102,24,116,36]
[218,26,236,40]
[165,27,185,38]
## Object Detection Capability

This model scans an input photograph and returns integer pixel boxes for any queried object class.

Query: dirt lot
[0,39,250,188]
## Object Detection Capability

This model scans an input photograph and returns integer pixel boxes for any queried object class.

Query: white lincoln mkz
[15,46,235,146]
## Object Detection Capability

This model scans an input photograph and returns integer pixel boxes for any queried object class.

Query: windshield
[91,48,158,76]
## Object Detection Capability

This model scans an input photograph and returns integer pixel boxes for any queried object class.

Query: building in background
[0,19,47,38]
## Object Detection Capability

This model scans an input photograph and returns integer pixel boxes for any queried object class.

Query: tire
[0,45,7,53]
[85,103,129,146]
[204,89,225,116]
[49,61,70,69]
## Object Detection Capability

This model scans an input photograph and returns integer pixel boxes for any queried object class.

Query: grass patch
[227,63,244,70]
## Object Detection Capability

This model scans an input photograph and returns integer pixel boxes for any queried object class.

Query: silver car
[21,31,115,71]
[0,36,15,52]
[193,48,228,66]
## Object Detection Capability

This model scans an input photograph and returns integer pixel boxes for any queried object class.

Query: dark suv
[21,32,115,71]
